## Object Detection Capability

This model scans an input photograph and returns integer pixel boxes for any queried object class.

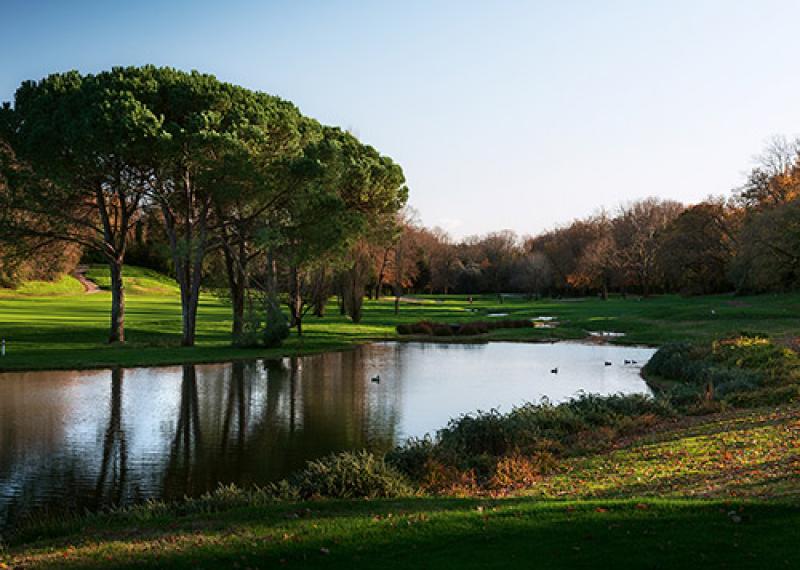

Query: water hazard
[0,341,655,529]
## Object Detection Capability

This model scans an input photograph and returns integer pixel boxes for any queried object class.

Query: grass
[0,274,85,297]
[0,265,799,371]
[83,265,178,294]
[2,269,799,567]
[4,406,799,569]
[527,406,800,500]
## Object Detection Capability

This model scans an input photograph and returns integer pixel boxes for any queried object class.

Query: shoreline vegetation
[4,404,799,568]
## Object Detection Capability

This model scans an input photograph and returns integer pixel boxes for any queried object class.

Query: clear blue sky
[3,0,800,237]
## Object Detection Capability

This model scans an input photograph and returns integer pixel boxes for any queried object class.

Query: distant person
[468,296,473,305]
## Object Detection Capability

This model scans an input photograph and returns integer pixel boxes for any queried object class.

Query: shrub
[432,324,454,336]
[264,298,290,348]
[643,342,709,384]
[726,383,800,407]
[646,336,800,407]
[433,394,673,461]
[411,321,435,335]
[289,451,413,499]
[437,408,521,457]
[387,393,673,490]
[488,451,559,491]
[386,437,437,481]
[458,323,485,336]
[712,336,799,384]
[233,304,263,348]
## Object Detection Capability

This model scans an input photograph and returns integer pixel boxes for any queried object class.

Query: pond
[0,341,655,530]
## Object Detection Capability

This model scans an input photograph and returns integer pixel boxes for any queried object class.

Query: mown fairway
[0,266,799,371]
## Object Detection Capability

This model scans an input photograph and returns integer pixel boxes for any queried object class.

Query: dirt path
[71,265,101,294]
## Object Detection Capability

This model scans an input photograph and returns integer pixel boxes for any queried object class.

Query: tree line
[329,136,799,302]
[0,66,408,346]
[1,67,798,347]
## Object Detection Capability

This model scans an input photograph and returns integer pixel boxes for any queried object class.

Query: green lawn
[5,406,799,569]
[0,266,799,371]
[3,270,799,567]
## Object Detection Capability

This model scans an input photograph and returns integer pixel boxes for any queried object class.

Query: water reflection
[96,367,127,505]
[0,341,654,530]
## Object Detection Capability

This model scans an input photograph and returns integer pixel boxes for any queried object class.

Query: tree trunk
[181,284,199,346]
[288,265,304,336]
[108,258,125,343]
[223,245,246,342]
[160,183,208,348]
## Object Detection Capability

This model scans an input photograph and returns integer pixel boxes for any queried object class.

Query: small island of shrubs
[396,318,535,337]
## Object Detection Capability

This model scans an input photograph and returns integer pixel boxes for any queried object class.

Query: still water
[0,341,654,529]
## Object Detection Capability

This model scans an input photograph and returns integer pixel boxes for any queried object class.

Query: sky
[3,0,800,237]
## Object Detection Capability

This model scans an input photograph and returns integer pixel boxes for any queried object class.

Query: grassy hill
[0,273,85,297]
[84,265,179,295]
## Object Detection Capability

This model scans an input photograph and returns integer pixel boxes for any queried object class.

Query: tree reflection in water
[163,365,205,497]
[94,367,128,505]
[1,342,650,531]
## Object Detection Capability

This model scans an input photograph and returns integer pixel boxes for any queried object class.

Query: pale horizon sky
[3,0,800,238]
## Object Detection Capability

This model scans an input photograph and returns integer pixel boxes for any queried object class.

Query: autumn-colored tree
[384,210,423,314]
[657,200,736,294]
[612,198,683,296]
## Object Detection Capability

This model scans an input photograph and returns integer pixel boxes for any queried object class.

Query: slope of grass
[0,268,798,371]
[84,265,178,294]
[529,406,800,500]
[0,274,84,297]
[5,406,799,569]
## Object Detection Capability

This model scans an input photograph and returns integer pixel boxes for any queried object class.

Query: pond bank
[0,342,655,531]
[5,404,799,568]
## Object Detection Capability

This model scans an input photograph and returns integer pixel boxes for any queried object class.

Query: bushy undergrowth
[396,318,530,337]
[644,335,800,407]
[288,450,413,499]
[8,452,412,544]
[386,393,674,493]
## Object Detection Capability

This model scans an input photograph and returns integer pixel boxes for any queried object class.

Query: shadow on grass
[10,498,800,569]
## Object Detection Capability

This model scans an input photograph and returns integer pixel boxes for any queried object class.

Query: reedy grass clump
[288,450,414,499]
[386,393,675,492]
[5,452,412,546]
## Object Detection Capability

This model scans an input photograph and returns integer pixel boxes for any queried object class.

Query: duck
[371,375,381,383]
[604,361,612,366]
[550,367,558,374]
[624,359,631,364]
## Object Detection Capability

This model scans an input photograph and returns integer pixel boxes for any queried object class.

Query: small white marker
[1,338,5,357]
